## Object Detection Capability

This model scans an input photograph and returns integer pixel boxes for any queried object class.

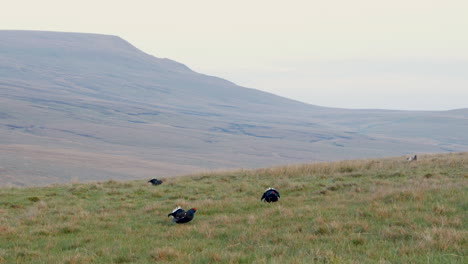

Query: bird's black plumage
[148,178,162,185]
[261,187,280,202]
[167,206,197,224]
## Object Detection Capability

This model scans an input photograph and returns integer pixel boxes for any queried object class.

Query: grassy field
[0,152,467,263]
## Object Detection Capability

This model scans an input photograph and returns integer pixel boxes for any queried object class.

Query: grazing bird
[148,178,162,185]
[167,206,197,224]
[261,187,280,203]
[406,155,417,162]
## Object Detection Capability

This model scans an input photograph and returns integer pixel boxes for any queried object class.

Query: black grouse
[167,206,197,224]
[148,178,162,185]
[261,187,280,202]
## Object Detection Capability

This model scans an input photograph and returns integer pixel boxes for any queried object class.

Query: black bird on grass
[148,178,162,185]
[261,187,280,203]
[406,155,417,162]
[167,206,197,224]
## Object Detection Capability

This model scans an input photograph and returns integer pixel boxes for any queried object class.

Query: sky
[1,0,467,110]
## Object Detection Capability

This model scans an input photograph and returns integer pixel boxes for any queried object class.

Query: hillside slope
[0,153,466,263]
[1,30,467,186]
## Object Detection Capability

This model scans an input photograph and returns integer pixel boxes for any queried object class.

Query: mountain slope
[1,30,467,186]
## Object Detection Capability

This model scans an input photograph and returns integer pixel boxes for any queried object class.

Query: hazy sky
[2,0,467,110]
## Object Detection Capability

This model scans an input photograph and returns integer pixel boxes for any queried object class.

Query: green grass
[1,153,467,263]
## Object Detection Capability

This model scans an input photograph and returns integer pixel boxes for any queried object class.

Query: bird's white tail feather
[171,206,181,214]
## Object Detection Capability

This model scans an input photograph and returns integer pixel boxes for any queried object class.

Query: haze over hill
[1,30,467,186]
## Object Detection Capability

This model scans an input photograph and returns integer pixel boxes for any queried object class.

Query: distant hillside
[0,153,466,263]
[1,30,467,186]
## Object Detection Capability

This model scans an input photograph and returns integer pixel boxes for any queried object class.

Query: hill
[1,30,468,186]
[0,153,466,263]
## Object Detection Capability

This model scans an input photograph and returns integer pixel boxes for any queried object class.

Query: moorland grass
[0,153,467,263]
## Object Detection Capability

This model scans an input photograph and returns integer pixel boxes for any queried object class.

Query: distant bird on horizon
[261,187,280,203]
[406,155,417,162]
[167,206,197,224]
[148,178,162,185]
